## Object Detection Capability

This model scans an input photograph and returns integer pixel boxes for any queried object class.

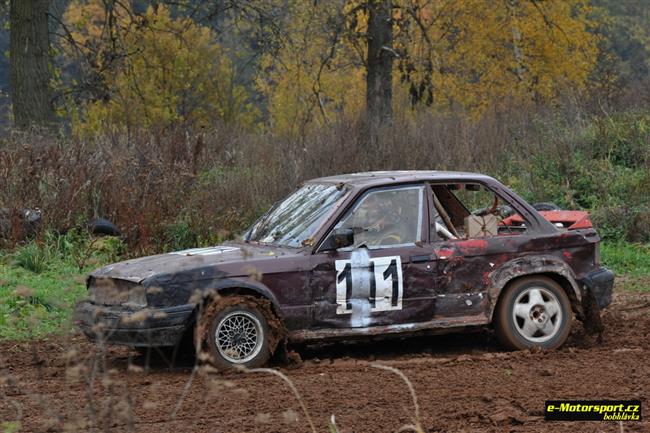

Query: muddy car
[75,171,613,369]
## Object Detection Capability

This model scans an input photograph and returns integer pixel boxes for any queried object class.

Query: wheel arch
[487,256,583,321]
[192,279,287,363]
[186,278,284,328]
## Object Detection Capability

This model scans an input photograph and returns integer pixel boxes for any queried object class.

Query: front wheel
[494,276,572,350]
[198,299,271,370]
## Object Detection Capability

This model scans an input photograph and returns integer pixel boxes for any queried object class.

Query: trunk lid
[503,210,593,230]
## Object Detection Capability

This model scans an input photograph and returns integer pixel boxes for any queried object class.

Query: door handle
[409,254,431,263]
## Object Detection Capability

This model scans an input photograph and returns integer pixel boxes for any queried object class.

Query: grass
[0,233,123,340]
[601,241,650,292]
[0,239,648,341]
[0,257,89,340]
[600,242,650,277]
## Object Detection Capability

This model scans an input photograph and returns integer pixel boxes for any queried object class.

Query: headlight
[89,277,147,308]
[124,284,147,308]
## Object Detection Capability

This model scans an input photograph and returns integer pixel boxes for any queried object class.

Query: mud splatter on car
[75,171,614,368]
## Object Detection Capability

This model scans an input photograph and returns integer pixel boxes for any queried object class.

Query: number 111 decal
[335,255,404,315]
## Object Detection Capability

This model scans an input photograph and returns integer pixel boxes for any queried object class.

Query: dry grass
[371,363,423,433]
[0,99,648,252]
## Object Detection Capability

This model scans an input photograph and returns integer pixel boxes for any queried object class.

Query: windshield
[246,183,348,247]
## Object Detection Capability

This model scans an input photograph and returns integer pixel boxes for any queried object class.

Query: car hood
[90,242,303,283]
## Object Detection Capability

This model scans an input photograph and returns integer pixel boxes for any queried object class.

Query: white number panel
[335,254,403,315]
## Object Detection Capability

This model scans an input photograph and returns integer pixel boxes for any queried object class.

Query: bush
[7,230,126,273]
[591,112,650,169]
[0,102,648,251]
[628,210,650,242]
[12,243,48,273]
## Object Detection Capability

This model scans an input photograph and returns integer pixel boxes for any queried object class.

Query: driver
[356,193,402,246]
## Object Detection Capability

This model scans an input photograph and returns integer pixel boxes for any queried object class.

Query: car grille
[88,277,145,306]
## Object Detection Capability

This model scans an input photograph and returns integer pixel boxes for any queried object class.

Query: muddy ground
[1,290,649,433]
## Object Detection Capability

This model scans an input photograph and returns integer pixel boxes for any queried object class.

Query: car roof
[308,170,497,187]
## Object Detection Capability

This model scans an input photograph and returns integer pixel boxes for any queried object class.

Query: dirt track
[1,290,649,433]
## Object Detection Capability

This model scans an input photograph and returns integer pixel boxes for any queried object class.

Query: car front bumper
[578,267,615,309]
[74,301,195,347]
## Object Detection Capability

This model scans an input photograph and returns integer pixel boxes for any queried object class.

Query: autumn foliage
[1,0,649,248]
[259,0,599,134]
[53,0,606,136]
[63,2,254,134]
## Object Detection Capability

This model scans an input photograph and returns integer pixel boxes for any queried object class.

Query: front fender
[144,272,283,318]
[208,277,283,317]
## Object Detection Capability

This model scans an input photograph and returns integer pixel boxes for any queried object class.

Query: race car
[75,171,613,368]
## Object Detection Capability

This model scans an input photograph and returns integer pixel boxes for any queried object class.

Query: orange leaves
[263,0,600,131]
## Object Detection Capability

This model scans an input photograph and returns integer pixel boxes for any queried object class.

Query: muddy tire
[197,297,272,370]
[88,217,121,237]
[494,276,572,350]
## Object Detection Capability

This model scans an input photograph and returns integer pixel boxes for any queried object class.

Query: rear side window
[431,183,526,240]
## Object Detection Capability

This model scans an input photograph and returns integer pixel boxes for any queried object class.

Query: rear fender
[487,255,582,321]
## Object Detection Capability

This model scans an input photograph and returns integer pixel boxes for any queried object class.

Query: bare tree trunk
[366,0,393,130]
[10,0,55,129]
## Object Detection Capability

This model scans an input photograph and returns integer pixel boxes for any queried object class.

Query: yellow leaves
[263,0,600,130]
[63,0,601,135]
[66,2,256,136]
[400,0,598,113]
[63,1,131,71]
[62,1,104,43]
[257,0,366,136]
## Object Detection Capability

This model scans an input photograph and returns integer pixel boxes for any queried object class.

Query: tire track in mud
[1,291,648,433]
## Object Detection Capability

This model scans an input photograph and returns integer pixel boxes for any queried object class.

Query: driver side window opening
[334,185,425,249]
[430,183,527,241]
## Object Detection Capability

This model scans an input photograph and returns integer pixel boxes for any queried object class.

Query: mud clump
[581,288,605,342]
[285,350,302,366]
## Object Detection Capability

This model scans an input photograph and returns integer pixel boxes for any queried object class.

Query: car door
[309,184,438,328]
[428,182,542,322]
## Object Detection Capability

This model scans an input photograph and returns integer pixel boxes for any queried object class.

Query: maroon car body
[75,171,613,348]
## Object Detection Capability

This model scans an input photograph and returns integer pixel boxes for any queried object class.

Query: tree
[366,0,393,127]
[10,0,55,128]
[63,2,255,135]
[255,0,395,133]
[255,1,365,135]
[259,0,599,135]
[396,0,599,112]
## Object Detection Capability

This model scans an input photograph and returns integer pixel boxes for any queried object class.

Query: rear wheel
[198,299,271,370]
[495,276,572,350]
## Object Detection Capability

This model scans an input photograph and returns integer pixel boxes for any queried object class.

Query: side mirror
[320,228,354,251]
